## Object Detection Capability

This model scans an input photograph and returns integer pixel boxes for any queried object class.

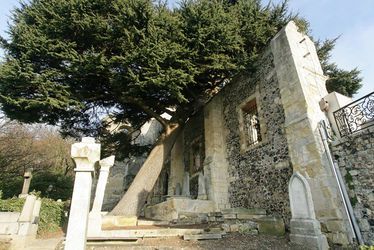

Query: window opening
[241,99,261,147]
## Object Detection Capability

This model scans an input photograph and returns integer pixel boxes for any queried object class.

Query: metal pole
[318,121,364,245]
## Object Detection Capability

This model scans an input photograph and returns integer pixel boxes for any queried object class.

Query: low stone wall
[331,127,374,245]
[0,195,41,237]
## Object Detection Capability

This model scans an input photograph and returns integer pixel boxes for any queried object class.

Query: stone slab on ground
[144,198,215,221]
[4,236,64,250]
[183,233,223,240]
[137,219,169,226]
[102,216,138,229]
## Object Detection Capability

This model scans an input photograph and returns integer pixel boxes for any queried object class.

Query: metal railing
[333,91,374,137]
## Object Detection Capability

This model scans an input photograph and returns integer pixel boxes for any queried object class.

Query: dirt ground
[86,233,300,250]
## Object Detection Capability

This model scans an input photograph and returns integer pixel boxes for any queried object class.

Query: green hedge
[0,195,25,212]
[0,193,66,234]
[38,197,65,234]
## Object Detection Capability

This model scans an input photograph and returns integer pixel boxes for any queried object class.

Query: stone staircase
[87,207,284,242]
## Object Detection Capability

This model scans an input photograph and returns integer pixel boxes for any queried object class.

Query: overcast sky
[0,0,372,99]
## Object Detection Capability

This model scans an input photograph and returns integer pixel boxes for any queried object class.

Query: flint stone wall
[332,127,374,245]
[221,51,292,224]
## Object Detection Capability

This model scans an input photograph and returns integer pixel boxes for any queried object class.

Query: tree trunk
[110,124,181,216]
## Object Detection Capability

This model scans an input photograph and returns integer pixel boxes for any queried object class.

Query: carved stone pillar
[65,137,100,250]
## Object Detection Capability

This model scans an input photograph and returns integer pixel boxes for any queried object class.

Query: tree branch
[124,96,169,130]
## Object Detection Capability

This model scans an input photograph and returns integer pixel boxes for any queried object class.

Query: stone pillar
[271,21,352,244]
[91,156,115,213]
[19,168,33,198]
[182,172,190,197]
[197,172,207,200]
[203,93,230,210]
[289,172,329,249]
[65,137,100,250]
[88,155,115,237]
[168,132,185,196]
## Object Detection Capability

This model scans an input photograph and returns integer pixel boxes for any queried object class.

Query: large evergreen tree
[0,0,362,215]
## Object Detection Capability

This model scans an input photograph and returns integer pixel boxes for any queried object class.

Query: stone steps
[88,228,213,239]
[183,233,223,240]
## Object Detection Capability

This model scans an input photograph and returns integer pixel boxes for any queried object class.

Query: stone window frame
[237,89,266,153]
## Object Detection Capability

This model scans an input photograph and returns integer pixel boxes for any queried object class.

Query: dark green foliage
[0,172,73,200]
[30,172,74,201]
[0,176,23,199]
[0,0,362,153]
[324,64,362,97]
[38,197,65,234]
[0,196,25,212]
[316,39,362,97]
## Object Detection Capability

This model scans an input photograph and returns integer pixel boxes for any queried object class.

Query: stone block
[325,220,346,233]
[208,216,216,222]
[183,233,222,240]
[208,212,222,217]
[223,213,236,219]
[216,217,224,222]
[291,219,325,236]
[255,217,285,236]
[290,234,329,250]
[17,222,32,236]
[18,195,37,222]
[237,214,266,220]
[102,216,138,228]
[331,232,350,246]
[0,222,19,234]
[238,223,258,234]
[144,198,215,221]
[221,223,230,233]
[0,212,20,223]
[358,219,370,232]
[229,224,239,232]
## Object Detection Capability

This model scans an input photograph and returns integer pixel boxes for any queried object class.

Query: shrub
[0,195,25,212]
[38,198,65,234]
[0,176,23,199]
[30,172,74,201]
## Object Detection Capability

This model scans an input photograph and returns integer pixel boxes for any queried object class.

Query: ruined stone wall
[332,127,374,245]
[99,155,146,211]
[221,51,293,223]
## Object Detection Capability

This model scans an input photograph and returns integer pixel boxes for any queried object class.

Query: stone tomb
[289,172,329,250]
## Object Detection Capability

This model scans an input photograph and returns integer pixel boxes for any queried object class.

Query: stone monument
[19,168,33,198]
[197,172,207,200]
[289,172,329,250]
[88,155,115,236]
[182,172,190,197]
[65,137,101,250]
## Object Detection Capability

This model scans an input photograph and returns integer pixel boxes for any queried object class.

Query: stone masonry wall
[332,127,374,245]
[221,51,293,224]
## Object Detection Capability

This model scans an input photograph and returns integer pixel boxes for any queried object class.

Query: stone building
[98,21,373,247]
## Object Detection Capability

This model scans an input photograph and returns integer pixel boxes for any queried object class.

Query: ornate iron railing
[333,91,374,137]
